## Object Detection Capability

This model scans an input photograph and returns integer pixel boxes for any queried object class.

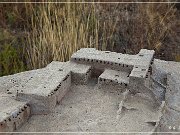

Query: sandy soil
[15,79,161,134]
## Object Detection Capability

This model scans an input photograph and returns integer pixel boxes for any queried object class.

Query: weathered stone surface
[150,80,166,101]
[0,69,39,96]
[98,69,129,89]
[64,62,92,85]
[151,59,180,102]
[156,104,180,133]
[46,61,92,84]
[153,61,180,133]
[152,59,180,86]
[0,97,30,132]
[71,48,154,74]
[16,68,71,114]
[0,48,179,134]
[71,48,155,97]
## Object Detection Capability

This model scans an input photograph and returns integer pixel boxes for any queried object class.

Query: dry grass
[96,2,178,57]
[0,2,179,76]
[25,3,117,69]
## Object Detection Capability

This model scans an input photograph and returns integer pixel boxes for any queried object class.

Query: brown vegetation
[0,1,180,76]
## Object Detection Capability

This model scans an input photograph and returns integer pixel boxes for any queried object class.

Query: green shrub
[0,44,25,76]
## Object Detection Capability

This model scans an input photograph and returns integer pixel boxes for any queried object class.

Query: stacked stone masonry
[0,48,179,133]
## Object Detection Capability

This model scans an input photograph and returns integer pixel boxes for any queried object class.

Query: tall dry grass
[97,2,178,56]
[25,3,117,69]
[0,2,179,76]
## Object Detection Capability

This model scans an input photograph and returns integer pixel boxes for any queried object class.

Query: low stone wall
[0,48,179,133]
[0,97,30,133]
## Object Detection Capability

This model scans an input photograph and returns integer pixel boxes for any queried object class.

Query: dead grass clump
[25,3,116,69]
[96,2,179,60]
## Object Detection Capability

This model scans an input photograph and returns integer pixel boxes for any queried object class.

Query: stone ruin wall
[0,48,179,134]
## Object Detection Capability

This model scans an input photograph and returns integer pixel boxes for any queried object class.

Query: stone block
[0,97,30,132]
[16,69,71,114]
[98,69,129,89]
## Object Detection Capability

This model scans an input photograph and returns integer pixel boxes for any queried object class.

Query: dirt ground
[14,78,162,135]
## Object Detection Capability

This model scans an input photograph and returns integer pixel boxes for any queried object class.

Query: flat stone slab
[15,68,71,114]
[0,65,72,115]
[152,59,180,86]
[47,61,91,74]
[46,61,92,84]
[98,69,129,87]
[0,69,39,96]
[0,97,30,132]
[15,69,70,96]
[153,59,180,74]
[130,65,149,78]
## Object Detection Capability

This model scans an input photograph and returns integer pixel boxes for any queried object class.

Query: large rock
[156,72,180,133]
